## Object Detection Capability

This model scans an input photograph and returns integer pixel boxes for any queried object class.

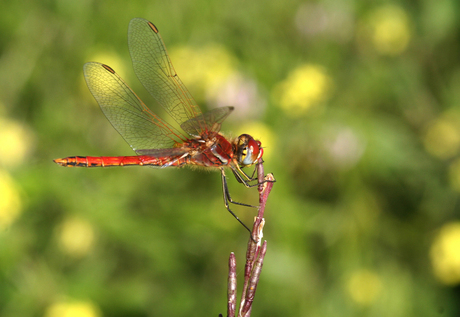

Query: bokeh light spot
[206,73,266,121]
[323,126,365,170]
[358,5,411,56]
[0,118,33,167]
[430,222,460,285]
[45,301,101,317]
[56,217,95,257]
[346,269,382,305]
[273,64,332,116]
[87,51,126,78]
[170,45,237,101]
[0,170,22,230]
[236,122,275,162]
[423,117,460,159]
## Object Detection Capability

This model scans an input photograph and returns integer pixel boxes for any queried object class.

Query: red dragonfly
[54,18,266,232]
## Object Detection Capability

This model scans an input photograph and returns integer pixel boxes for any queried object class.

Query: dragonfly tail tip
[53,158,66,166]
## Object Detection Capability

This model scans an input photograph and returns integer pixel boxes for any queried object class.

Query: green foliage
[1,0,460,316]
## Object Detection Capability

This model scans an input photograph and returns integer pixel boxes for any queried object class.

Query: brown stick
[225,159,275,317]
[227,252,237,317]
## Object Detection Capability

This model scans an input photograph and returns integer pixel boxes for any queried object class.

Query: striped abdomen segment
[53,155,187,167]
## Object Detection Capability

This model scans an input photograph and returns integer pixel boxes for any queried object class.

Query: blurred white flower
[207,73,266,121]
[323,126,365,169]
[295,2,354,42]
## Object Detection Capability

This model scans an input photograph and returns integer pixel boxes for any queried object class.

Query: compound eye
[236,134,263,166]
[255,140,263,160]
[241,138,261,166]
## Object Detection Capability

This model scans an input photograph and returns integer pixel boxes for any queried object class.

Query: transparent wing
[181,106,234,137]
[83,62,188,152]
[128,17,209,136]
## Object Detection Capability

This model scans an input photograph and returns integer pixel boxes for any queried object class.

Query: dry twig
[225,160,275,317]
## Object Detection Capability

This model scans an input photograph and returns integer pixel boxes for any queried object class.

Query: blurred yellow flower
[236,121,276,162]
[430,222,460,285]
[423,117,460,159]
[359,5,411,56]
[45,300,101,317]
[346,269,382,305]
[273,64,332,116]
[56,217,95,257]
[87,51,126,78]
[0,170,22,230]
[0,118,33,167]
[170,44,237,100]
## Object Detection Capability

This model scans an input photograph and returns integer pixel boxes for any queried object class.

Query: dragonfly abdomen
[53,155,185,167]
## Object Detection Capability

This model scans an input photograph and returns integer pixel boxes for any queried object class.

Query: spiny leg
[231,162,257,184]
[220,168,255,235]
[231,163,276,189]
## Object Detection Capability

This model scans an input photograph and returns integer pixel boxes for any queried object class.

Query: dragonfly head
[235,134,263,167]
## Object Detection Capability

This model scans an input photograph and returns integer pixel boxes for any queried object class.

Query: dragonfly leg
[222,168,257,208]
[231,163,276,189]
[220,168,255,235]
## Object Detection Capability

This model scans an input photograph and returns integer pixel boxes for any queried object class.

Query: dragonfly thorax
[235,134,263,167]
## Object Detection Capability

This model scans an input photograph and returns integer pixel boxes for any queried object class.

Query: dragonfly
[54,18,266,232]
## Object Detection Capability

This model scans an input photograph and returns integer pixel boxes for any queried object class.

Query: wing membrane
[181,106,234,137]
[128,17,207,136]
[83,62,187,151]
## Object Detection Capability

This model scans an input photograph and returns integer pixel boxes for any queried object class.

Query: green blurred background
[1,0,460,316]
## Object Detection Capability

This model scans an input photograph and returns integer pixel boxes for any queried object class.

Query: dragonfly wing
[83,62,188,151]
[128,18,207,137]
[181,106,234,137]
